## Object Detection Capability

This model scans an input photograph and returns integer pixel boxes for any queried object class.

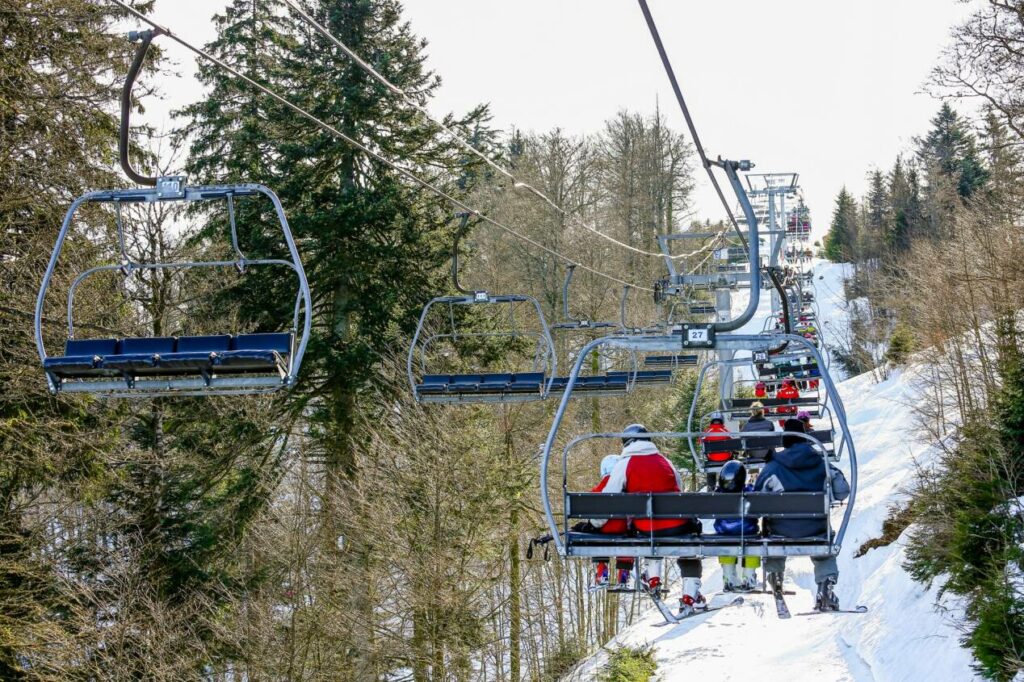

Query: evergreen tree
[183,1,492,676]
[824,187,858,262]
[0,0,155,676]
[979,107,1024,212]
[918,103,989,201]
[885,156,923,254]
[861,169,887,261]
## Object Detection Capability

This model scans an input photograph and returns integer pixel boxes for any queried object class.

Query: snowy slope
[567,260,979,682]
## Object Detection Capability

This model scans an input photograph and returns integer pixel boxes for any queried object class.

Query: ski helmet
[621,423,650,448]
[782,417,806,448]
[717,460,747,493]
[709,411,725,424]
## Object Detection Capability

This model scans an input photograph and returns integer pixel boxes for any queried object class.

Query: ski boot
[815,576,839,611]
[737,566,758,593]
[721,563,738,592]
[640,572,664,594]
[678,578,707,617]
[767,571,785,596]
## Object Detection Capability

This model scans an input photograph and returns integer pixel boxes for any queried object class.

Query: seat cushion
[216,333,292,374]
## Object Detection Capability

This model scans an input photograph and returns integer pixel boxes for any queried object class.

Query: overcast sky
[146,0,977,242]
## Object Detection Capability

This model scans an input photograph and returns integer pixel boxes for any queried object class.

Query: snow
[567,260,980,682]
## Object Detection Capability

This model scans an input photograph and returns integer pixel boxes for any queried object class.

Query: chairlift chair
[36,30,311,397]
[539,334,857,562]
[408,215,557,404]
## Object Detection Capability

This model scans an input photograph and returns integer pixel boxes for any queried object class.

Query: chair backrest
[65,338,117,357]
[120,337,175,355]
[176,335,231,353]
[232,333,293,355]
[566,492,828,520]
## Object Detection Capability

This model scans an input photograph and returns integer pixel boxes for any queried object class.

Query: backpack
[829,464,851,502]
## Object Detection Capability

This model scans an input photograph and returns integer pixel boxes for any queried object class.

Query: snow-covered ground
[567,260,978,682]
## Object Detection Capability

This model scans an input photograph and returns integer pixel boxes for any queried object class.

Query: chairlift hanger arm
[120,29,164,187]
[451,212,473,295]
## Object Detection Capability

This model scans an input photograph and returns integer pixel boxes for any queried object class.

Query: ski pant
[591,557,634,570]
[763,555,838,584]
[718,555,761,569]
[644,523,703,581]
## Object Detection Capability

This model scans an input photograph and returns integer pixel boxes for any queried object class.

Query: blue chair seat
[506,372,543,393]
[158,335,232,371]
[99,337,175,373]
[418,374,453,394]
[43,338,119,378]
[214,333,291,374]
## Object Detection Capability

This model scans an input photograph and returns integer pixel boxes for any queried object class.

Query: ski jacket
[592,475,628,534]
[599,441,695,534]
[702,423,732,462]
[777,384,800,400]
[753,442,827,538]
[714,484,759,535]
[740,415,775,459]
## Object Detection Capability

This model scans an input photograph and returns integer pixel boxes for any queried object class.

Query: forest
[5,0,1024,680]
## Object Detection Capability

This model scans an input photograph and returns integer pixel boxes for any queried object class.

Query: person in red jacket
[776,378,801,425]
[755,381,767,398]
[592,455,633,586]
[702,413,732,463]
[594,424,706,616]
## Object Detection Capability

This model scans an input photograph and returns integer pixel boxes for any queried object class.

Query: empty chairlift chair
[408,292,556,404]
[36,31,310,397]
[36,184,311,397]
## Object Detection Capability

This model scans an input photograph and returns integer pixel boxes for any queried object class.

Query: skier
[596,424,706,615]
[702,412,731,462]
[755,381,767,398]
[714,460,760,592]
[589,454,633,587]
[776,378,801,425]
[754,418,840,611]
[797,410,813,432]
[740,401,775,460]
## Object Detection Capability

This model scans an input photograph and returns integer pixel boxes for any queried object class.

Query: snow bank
[567,260,979,682]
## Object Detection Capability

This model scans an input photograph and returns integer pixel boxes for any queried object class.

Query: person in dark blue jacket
[714,460,760,591]
[754,418,840,610]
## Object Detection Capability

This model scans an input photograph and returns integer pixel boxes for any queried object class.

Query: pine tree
[824,187,858,262]
[0,0,155,676]
[885,156,924,254]
[979,107,1024,212]
[183,1,492,676]
[918,103,989,201]
[861,169,887,261]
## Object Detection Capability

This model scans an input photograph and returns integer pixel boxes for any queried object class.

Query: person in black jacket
[754,418,840,611]
[740,401,775,460]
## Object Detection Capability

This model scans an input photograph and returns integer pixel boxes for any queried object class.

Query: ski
[748,589,796,596]
[647,589,681,624]
[587,584,635,594]
[795,605,868,616]
[652,596,745,627]
[772,588,791,619]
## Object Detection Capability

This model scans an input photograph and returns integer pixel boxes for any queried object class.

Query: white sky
[147,0,978,242]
